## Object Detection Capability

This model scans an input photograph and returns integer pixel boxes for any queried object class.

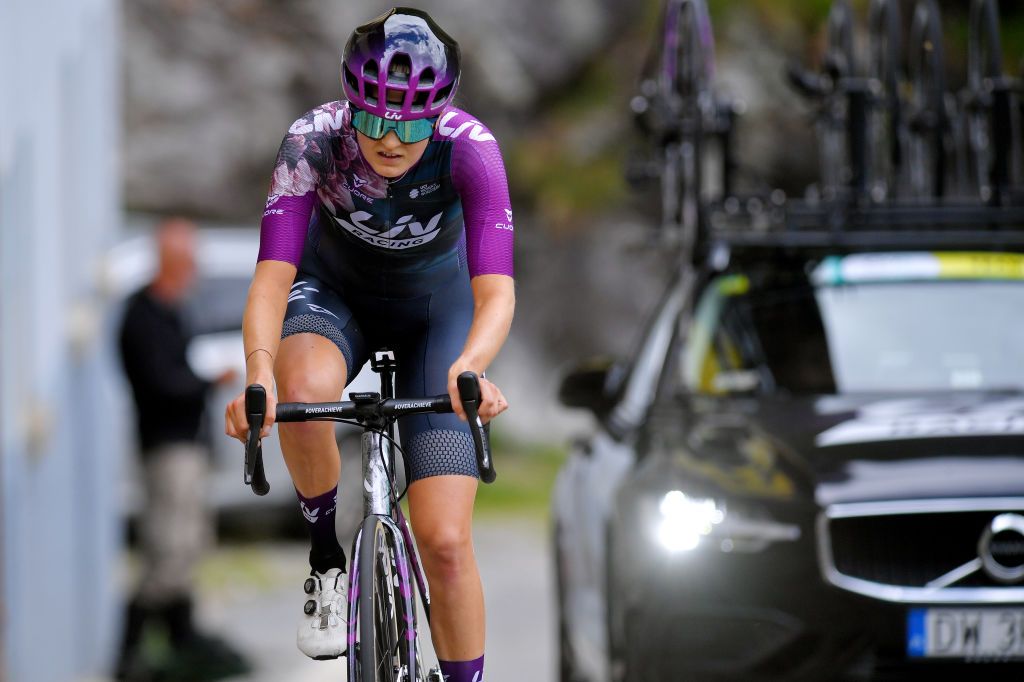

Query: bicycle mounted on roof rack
[631,0,1024,269]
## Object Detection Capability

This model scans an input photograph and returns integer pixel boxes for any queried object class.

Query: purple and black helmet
[342,7,461,121]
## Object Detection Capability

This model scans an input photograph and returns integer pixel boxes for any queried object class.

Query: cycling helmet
[342,7,461,120]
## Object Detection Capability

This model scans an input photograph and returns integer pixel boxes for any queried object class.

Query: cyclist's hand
[477,377,508,424]
[224,383,277,442]
[447,364,508,424]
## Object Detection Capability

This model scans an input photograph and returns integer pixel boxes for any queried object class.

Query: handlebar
[242,371,496,494]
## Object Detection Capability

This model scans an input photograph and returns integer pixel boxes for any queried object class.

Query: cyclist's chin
[368,156,413,178]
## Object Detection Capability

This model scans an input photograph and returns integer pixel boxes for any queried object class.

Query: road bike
[962,0,1020,205]
[866,0,906,202]
[242,347,496,681]
[630,0,724,256]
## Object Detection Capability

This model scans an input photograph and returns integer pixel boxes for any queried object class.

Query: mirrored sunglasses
[351,109,437,144]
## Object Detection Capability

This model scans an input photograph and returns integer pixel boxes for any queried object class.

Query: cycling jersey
[256,100,513,481]
[258,100,514,296]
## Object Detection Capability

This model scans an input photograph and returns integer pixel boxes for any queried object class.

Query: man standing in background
[117,217,248,681]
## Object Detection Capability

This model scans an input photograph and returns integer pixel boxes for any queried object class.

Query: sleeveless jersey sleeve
[257,106,339,265]
[444,112,515,279]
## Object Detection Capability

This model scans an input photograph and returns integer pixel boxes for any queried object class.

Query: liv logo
[300,502,320,524]
[333,210,445,250]
[384,111,403,120]
[437,112,496,142]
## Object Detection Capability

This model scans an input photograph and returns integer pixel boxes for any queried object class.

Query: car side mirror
[559,357,626,417]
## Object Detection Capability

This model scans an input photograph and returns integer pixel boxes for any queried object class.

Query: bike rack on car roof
[699,198,1024,263]
[630,0,1024,269]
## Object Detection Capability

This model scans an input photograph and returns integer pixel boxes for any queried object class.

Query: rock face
[123,0,637,219]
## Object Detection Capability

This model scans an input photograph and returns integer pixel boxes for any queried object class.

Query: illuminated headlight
[656,490,725,552]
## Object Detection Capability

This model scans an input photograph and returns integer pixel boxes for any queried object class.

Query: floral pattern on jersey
[266,101,387,215]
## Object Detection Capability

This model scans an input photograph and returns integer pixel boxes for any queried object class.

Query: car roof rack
[702,197,1024,261]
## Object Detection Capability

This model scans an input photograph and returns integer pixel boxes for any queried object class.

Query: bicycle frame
[346,350,435,681]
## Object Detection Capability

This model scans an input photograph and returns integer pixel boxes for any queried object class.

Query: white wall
[0,0,122,680]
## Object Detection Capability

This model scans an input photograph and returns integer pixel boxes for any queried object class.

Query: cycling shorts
[280,270,479,482]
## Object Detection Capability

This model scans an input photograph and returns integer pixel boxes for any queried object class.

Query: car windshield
[681,273,1024,395]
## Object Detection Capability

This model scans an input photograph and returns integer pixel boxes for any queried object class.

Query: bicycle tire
[907,0,947,199]
[867,0,904,200]
[826,0,856,79]
[818,0,857,198]
[357,515,419,682]
[966,0,1011,202]
[659,0,710,249]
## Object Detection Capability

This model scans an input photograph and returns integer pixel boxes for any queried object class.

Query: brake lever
[244,384,271,496]
[456,371,496,484]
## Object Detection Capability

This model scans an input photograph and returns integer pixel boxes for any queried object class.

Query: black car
[553,241,1024,681]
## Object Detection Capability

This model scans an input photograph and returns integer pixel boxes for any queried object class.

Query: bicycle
[241,347,496,682]
[962,0,1019,205]
[866,0,906,202]
[905,0,950,200]
[629,0,720,255]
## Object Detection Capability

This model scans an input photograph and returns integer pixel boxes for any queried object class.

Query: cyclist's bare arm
[448,273,515,422]
[225,259,296,441]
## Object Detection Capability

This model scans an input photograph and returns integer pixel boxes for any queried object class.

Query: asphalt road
[196,516,554,682]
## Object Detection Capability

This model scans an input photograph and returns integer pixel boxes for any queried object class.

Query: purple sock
[296,485,346,573]
[439,655,484,682]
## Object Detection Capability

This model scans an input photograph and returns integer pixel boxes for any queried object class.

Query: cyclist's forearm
[242,259,296,387]
[458,274,515,372]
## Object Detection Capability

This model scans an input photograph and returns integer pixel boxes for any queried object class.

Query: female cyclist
[224,8,514,681]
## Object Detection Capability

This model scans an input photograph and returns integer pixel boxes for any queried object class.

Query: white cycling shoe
[297,567,348,660]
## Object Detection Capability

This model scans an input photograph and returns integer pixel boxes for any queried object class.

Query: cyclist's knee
[417,522,474,583]
[276,335,347,403]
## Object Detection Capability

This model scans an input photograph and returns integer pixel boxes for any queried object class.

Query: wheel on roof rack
[963,0,1014,204]
[866,0,906,202]
[906,0,949,200]
[659,0,714,251]
[817,0,860,200]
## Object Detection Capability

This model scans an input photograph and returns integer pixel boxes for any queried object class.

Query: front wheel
[357,516,419,681]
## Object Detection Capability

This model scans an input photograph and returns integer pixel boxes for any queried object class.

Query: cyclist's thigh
[279,273,368,394]
[395,274,479,482]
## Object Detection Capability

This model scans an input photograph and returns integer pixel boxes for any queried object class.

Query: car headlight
[650,489,802,554]
[656,490,725,552]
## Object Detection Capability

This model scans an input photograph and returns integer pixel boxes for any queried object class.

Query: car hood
[643,391,1024,507]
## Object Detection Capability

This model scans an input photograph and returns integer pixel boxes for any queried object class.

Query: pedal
[426,669,444,682]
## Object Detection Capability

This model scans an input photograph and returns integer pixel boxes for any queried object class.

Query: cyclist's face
[356,129,430,178]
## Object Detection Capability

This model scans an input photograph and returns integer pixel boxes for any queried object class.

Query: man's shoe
[297,567,348,660]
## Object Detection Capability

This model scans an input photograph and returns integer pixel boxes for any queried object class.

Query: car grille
[818,499,1024,603]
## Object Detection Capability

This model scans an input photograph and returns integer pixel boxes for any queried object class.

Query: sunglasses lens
[352,110,387,139]
[352,110,435,143]
[395,119,435,143]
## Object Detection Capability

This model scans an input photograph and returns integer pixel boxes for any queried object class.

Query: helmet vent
[343,64,360,95]
[418,68,435,87]
[432,82,454,108]
[411,90,429,113]
[385,88,406,111]
[387,54,412,84]
[365,83,379,107]
[362,60,379,81]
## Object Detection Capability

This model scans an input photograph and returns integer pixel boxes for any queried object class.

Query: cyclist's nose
[380,130,403,149]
